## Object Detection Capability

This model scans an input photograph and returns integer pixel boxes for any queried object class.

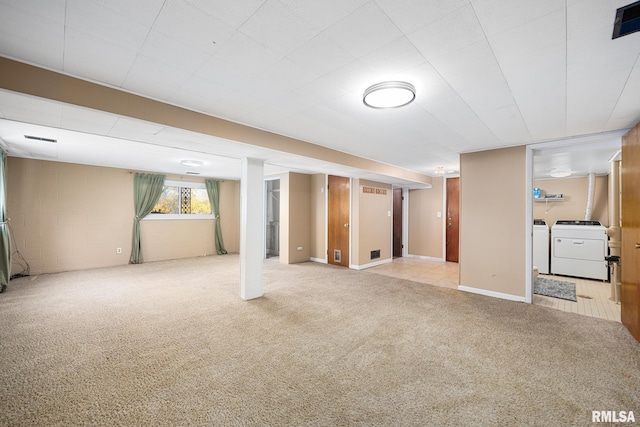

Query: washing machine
[533,219,550,274]
[551,220,608,281]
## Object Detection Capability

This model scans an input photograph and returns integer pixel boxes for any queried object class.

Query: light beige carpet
[1,255,638,426]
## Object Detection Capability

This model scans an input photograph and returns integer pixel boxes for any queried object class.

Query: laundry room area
[531,133,623,322]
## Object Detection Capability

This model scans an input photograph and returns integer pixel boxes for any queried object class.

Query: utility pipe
[584,173,596,221]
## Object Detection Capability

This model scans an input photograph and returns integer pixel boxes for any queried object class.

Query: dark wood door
[446,177,460,263]
[328,175,350,267]
[393,188,403,258]
[621,125,640,342]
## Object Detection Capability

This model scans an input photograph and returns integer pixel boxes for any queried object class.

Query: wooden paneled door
[393,188,403,258]
[446,177,460,263]
[621,125,640,342]
[328,175,350,267]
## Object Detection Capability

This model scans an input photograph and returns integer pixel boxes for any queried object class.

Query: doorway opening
[265,179,280,259]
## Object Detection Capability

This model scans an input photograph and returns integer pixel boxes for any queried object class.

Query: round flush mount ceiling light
[363,81,416,109]
[180,160,204,167]
[550,170,571,178]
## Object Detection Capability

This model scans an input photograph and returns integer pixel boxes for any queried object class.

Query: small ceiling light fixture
[550,170,572,178]
[180,160,204,167]
[434,166,445,175]
[363,81,416,109]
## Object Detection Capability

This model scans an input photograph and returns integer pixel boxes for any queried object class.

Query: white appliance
[551,220,608,281]
[533,219,550,274]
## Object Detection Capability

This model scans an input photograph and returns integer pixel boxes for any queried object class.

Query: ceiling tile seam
[120,0,170,89]
[398,6,503,147]
[603,40,640,130]
[564,0,568,136]
[469,1,533,145]
[62,0,67,71]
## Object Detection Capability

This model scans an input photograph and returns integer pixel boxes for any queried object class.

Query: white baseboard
[310,257,327,264]
[458,285,526,303]
[350,258,392,270]
[405,254,445,262]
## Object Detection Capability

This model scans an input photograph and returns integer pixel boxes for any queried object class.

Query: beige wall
[459,146,527,299]
[285,172,311,264]
[408,177,444,258]
[352,179,392,267]
[310,174,326,261]
[533,175,608,226]
[7,158,240,275]
[266,172,312,264]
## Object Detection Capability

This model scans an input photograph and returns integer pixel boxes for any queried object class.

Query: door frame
[525,130,627,304]
[326,175,352,268]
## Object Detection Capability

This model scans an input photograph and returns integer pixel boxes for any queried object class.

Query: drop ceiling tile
[212,31,284,74]
[186,0,265,28]
[0,92,62,128]
[61,105,119,136]
[88,0,165,27]
[377,0,470,34]
[238,0,319,55]
[259,58,321,94]
[122,55,193,101]
[408,4,486,61]
[566,0,623,40]
[280,0,369,30]
[358,37,427,77]
[323,2,404,58]
[63,28,138,87]
[139,30,212,73]
[0,3,64,69]
[152,0,236,54]
[65,0,150,51]
[325,60,374,93]
[109,117,166,142]
[286,34,356,78]
[294,78,348,105]
[606,62,640,130]
[471,0,564,37]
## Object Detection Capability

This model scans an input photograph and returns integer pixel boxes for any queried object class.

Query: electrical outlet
[297,246,303,251]
[116,247,122,254]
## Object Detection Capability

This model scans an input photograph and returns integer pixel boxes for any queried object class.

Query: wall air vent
[613,0,640,39]
[24,135,57,143]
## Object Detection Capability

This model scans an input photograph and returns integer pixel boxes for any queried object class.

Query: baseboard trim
[405,254,445,262]
[310,257,327,264]
[350,258,392,270]
[458,285,526,303]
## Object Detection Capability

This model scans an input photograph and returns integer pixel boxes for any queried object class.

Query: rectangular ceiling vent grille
[613,1,640,39]
[24,135,57,143]
[185,171,200,175]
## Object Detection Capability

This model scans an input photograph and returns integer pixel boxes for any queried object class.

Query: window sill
[145,214,215,220]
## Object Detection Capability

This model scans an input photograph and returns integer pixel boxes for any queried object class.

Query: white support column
[240,158,264,300]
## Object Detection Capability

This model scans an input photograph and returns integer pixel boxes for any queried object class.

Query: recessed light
[180,160,204,167]
[363,81,416,109]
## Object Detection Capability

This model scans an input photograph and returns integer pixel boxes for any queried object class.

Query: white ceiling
[0,0,639,181]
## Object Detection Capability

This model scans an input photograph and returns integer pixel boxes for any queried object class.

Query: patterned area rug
[534,276,577,302]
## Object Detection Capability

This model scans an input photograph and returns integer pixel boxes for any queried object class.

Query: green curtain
[205,179,227,255]
[0,150,10,292]
[129,173,165,264]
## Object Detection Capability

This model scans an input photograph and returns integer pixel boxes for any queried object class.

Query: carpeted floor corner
[0,255,638,426]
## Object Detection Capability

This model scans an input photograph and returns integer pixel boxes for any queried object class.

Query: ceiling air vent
[613,1,640,39]
[185,171,200,175]
[24,135,57,143]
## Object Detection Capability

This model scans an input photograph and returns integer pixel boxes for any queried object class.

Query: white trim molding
[310,257,327,264]
[405,254,445,262]
[458,285,526,303]
[350,258,392,270]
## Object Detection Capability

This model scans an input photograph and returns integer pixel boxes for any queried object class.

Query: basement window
[147,180,213,220]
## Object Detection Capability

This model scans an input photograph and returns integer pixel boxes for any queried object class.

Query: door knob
[635,243,640,248]
[344,223,349,228]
